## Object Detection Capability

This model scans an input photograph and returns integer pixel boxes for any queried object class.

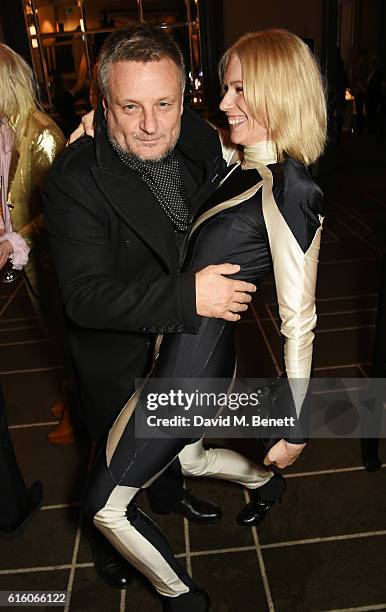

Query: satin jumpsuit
[83,144,324,598]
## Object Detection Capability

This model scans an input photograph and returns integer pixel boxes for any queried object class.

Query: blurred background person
[0,384,42,534]
[51,72,79,138]
[350,48,369,136]
[0,43,76,444]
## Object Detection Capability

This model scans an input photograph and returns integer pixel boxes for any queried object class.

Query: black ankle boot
[161,586,210,611]
[0,481,43,535]
[237,473,286,527]
[83,522,133,590]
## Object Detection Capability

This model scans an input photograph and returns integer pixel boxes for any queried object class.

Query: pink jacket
[0,120,29,269]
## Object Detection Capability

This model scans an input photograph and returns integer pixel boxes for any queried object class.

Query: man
[44,24,255,590]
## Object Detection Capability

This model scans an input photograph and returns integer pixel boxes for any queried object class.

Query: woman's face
[219,53,267,146]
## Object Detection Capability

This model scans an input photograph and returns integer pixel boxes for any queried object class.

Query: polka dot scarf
[110,138,191,232]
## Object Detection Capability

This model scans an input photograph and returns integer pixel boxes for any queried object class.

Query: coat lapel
[7,114,31,203]
[181,145,223,217]
[91,166,178,272]
[177,107,224,218]
[7,147,20,203]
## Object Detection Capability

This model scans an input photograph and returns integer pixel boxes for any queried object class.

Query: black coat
[44,106,224,441]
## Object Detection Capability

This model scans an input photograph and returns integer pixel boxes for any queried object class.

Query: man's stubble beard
[106,116,180,163]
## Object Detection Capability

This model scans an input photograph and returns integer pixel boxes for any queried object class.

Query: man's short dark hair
[98,23,186,100]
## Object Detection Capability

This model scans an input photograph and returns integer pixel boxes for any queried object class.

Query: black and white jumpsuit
[82,141,324,598]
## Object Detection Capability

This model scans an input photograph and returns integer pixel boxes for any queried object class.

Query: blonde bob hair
[0,43,38,146]
[219,29,327,165]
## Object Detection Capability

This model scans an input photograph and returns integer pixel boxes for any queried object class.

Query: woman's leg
[178,439,273,489]
[83,321,226,599]
[82,393,197,600]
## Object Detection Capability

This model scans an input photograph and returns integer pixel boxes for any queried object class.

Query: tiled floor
[1,135,386,611]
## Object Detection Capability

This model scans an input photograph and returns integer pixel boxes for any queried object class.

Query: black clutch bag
[0,260,19,284]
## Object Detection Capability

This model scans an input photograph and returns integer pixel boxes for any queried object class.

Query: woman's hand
[263,439,306,469]
[0,239,13,269]
[67,109,96,144]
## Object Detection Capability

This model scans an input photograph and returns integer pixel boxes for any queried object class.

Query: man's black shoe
[150,490,222,524]
[0,480,43,535]
[237,473,286,527]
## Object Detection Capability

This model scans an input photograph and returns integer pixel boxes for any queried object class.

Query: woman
[0,44,72,442]
[82,29,326,611]
[0,44,65,290]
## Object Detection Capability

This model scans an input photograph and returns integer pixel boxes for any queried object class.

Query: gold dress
[7,110,65,325]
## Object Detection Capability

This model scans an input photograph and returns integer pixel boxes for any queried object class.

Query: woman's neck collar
[243,140,277,167]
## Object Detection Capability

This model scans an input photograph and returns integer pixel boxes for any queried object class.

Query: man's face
[104,58,184,161]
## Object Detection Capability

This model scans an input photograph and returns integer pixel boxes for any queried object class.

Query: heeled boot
[0,480,43,535]
[237,473,286,527]
[161,586,210,611]
[47,404,75,445]
[50,403,65,419]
